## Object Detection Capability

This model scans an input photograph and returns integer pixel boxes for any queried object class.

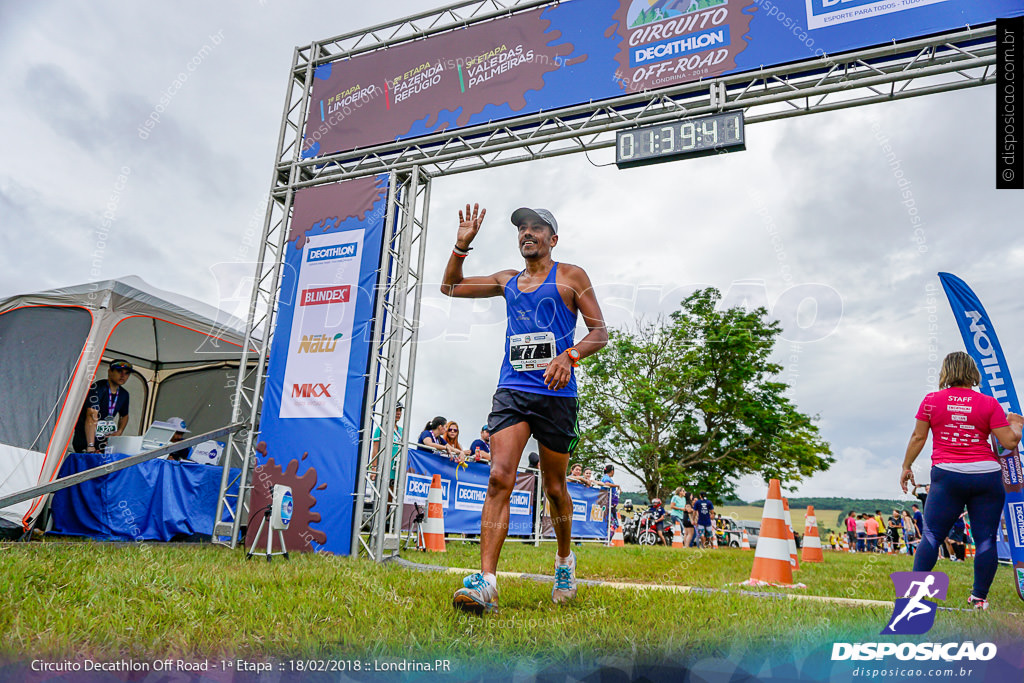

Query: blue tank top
[497,262,578,397]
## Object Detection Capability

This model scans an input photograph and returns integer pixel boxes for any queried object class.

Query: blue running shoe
[552,552,577,604]
[453,572,498,615]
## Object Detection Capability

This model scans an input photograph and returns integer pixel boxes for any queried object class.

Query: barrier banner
[541,482,610,540]
[403,448,535,536]
[249,175,388,556]
[303,0,1022,158]
[938,271,1024,599]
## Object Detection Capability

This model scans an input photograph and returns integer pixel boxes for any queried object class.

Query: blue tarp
[50,453,237,541]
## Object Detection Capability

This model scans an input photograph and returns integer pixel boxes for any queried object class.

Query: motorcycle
[623,508,674,546]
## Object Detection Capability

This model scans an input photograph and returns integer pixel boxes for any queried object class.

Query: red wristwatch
[566,347,581,367]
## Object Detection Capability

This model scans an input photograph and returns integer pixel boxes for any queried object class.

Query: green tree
[574,288,833,501]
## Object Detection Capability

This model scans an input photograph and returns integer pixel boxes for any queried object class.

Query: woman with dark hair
[901,351,1023,609]
[418,416,448,449]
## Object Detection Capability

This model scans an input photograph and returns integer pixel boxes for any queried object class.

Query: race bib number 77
[509,331,556,372]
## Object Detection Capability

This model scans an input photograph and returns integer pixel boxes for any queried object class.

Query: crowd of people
[416,415,493,464]
[834,506,925,555]
[622,488,718,547]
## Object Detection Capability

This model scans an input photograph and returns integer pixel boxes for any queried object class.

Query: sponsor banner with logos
[278,229,364,419]
[541,482,610,540]
[938,272,1024,594]
[256,175,388,555]
[303,0,1020,158]
[402,448,535,536]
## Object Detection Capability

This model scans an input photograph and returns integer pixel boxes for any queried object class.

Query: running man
[885,574,940,632]
[442,203,608,614]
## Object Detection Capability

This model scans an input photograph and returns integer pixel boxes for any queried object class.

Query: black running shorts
[487,387,580,454]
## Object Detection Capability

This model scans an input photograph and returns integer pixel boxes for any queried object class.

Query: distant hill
[748,497,920,512]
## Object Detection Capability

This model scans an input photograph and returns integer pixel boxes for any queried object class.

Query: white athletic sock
[482,572,497,589]
[555,553,573,565]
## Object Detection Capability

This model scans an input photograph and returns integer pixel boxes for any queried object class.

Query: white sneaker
[552,552,577,604]
[453,572,498,615]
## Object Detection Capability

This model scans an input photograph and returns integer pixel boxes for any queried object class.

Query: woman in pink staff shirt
[900,351,1023,610]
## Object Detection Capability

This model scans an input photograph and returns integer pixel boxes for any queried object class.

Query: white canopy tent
[0,276,255,532]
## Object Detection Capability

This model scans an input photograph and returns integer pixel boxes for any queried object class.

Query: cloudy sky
[2,1,1022,503]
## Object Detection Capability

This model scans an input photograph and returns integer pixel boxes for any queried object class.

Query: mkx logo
[291,383,332,398]
[883,571,948,635]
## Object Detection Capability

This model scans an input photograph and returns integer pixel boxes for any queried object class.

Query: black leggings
[912,467,1005,599]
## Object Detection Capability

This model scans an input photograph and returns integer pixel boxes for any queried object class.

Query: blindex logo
[300,285,351,306]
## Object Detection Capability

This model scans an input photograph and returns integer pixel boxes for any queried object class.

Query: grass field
[2,537,1022,665]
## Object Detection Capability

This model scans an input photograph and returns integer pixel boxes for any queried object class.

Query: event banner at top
[302,0,1021,157]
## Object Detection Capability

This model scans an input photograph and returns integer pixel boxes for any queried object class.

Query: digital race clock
[615,111,745,169]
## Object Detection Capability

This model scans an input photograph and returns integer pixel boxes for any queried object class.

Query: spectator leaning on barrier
[444,421,470,460]
[418,416,447,450]
[567,463,584,483]
[582,468,597,487]
[469,426,491,463]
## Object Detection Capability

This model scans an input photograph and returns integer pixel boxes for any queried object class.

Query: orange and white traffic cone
[782,497,800,571]
[801,505,824,563]
[740,528,751,550]
[608,525,624,547]
[422,474,446,552]
[744,479,795,586]
[673,520,683,548]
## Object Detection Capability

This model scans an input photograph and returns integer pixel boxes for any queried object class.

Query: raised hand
[457,203,486,249]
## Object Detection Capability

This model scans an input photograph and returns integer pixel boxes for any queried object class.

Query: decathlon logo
[964,310,1014,411]
[572,499,588,522]
[1009,502,1024,548]
[405,473,450,506]
[300,285,351,306]
[454,482,487,512]
[291,383,331,398]
[510,490,532,516]
[882,571,947,635]
[307,242,357,263]
[630,27,729,68]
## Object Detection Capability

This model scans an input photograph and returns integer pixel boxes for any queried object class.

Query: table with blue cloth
[50,452,238,541]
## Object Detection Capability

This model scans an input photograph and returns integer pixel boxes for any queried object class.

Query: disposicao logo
[307,242,357,263]
[883,571,947,635]
[831,570,997,663]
